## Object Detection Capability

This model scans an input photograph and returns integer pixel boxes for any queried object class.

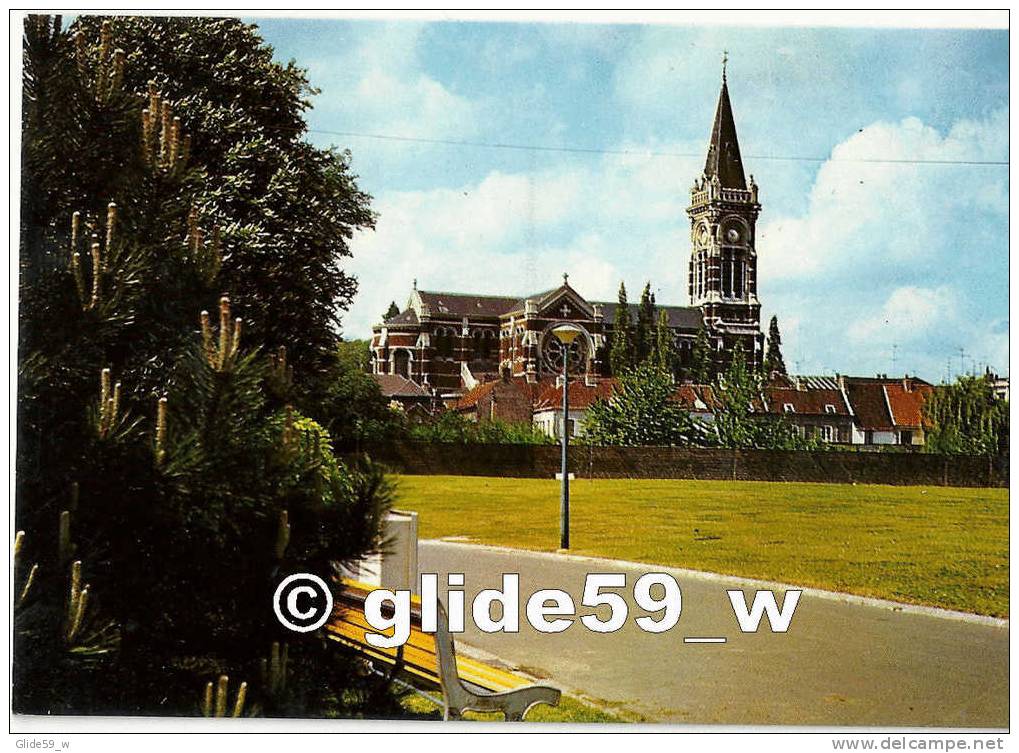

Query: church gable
[532,285,594,321]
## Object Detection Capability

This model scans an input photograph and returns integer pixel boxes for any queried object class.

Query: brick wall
[352,441,1008,488]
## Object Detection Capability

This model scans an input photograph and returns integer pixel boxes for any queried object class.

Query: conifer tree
[609,281,634,375]
[635,282,656,363]
[689,325,713,384]
[763,315,787,377]
[650,309,676,376]
[70,15,376,414]
[17,15,391,717]
[383,301,400,321]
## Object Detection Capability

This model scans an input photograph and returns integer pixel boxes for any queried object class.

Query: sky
[252,16,1008,382]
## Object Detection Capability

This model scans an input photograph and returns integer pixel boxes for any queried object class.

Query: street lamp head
[551,323,583,345]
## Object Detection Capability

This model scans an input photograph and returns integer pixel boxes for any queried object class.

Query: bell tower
[687,58,764,368]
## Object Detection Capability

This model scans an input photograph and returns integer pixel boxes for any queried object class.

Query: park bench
[327,578,561,721]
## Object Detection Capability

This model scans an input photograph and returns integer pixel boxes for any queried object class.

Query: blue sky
[252,17,1008,381]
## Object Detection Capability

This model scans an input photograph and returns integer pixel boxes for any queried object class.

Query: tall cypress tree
[763,315,787,377]
[650,309,676,376]
[609,281,634,375]
[635,282,655,363]
[689,325,713,384]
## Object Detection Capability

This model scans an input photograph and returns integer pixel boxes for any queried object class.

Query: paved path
[419,541,1008,726]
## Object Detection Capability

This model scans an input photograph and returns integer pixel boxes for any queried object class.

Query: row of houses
[374,369,937,449]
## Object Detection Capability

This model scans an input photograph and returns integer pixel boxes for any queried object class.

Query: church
[370,71,764,394]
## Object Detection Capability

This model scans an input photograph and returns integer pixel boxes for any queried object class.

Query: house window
[783,403,795,413]
[824,404,837,414]
[900,430,913,445]
[820,425,837,443]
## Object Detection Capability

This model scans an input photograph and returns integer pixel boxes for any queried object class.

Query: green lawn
[394,475,1009,617]
[400,692,633,723]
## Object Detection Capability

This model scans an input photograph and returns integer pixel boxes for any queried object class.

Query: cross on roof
[722,50,728,81]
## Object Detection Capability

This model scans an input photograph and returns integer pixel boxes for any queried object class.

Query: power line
[303,127,1009,167]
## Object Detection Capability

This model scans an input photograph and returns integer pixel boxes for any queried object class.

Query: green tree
[408,412,552,445]
[650,309,676,376]
[635,282,656,363]
[763,315,787,377]
[17,17,391,717]
[689,325,713,384]
[320,339,406,449]
[70,15,376,414]
[383,301,400,321]
[711,342,811,449]
[923,375,1008,455]
[609,282,634,375]
[584,362,699,446]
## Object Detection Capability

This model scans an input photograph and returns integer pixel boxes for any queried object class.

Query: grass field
[393,475,1009,617]
[400,692,631,723]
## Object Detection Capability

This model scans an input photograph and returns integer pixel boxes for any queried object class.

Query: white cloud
[759,109,1007,283]
[848,286,956,343]
[755,109,1007,379]
[306,23,480,141]
[341,143,705,336]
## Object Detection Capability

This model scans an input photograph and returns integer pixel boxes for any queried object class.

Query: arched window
[433,327,454,359]
[393,349,411,378]
[473,330,494,360]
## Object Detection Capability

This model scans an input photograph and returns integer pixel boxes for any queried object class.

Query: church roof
[402,285,702,329]
[704,78,747,190]
[416,290,519,318]
[372,374,431,398]
[599,302,703,330]
[385,308,419,326]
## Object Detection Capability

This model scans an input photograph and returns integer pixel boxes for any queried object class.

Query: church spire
[703,58,747,190]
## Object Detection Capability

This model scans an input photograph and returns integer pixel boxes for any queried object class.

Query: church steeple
[703,64,747,190]
[686,59,764,374]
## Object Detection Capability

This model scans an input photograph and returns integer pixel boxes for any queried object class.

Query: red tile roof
[844,381,892,431]
[671,384,722,412]
[763,387,850,416]
[454,380,500,410]
[884,382,933,428]
[843,377,933,430]
[533,379,619,411]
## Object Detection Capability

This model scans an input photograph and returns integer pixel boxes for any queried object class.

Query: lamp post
[551,324,583,550]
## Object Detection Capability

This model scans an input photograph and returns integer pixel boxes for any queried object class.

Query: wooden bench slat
[329,612,532,691]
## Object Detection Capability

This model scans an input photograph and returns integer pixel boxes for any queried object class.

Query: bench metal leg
[434,602,561,722]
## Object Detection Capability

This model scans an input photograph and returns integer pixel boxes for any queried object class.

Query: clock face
[696,224,711,247]
[726,227,741,244]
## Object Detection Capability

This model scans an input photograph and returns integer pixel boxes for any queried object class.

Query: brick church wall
[351,442,1008,488]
